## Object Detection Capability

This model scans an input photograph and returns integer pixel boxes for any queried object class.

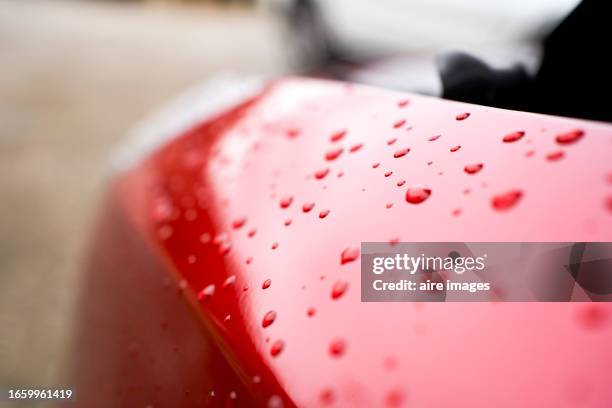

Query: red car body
[72,78,612,407]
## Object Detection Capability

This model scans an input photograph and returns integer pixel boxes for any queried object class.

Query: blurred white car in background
[259,0,580,95]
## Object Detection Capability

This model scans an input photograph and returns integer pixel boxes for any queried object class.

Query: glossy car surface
[72,78,612,407]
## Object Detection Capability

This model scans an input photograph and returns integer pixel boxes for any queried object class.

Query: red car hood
[73,77,612,407]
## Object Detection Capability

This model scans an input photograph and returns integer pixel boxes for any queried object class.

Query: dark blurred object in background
[437,52,532,112]
[266,0,612,123]
[531,0,612,122]
[440,0,612,123]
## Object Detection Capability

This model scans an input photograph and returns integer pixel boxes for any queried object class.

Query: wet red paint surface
[74,78,612,407]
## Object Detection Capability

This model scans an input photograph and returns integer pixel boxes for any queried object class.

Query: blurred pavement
[0,0,284,391]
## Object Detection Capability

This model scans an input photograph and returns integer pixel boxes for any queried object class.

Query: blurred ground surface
[0,0,283,396]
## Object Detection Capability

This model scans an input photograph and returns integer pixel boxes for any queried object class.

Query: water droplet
[214,232,228,245]
[606,196,612,213]
[503,131,525,143]
[262,279,271,289]
[556,129,584,145]
[452,208,462,217]
[319,388,335,405]
[232,217,246,229]
[384,171,393,177]
[177,279,188,293]
[577,304,608,330]
[268,395,284,408]
[325,147,343,161]
[450,145,461,152]
[329,339,346,357]
[525,150,535,158]
[279,196,293,209]
[329,130,347,143]
[546,150,565,161]
[252,375,261,384]
[157,225,173,240]
[397,99,410,107]
[271,242,279,250]
[337,171,344,177]
[456,112,470,121]
[385,389,406,407]
[286,129,300,139]
[383,356,398,371]
[224,314,231,323]
[464,163,483,174]
[218,241,232,256]
[393,148,410,158]
[491,190,523,211]
[331,280,348,299]
[319,209,330,219]
[197,284,215,301]
[389,237,400,245]
[200,232,211,243]
[302,202,315,213]
[262,310,277,328]
[387,138,397,145]
[428,135,441,142]
[246,257,253,265]
[270,340,284,357]
[396,180,405,187]
[393,119,406,128]
[248,229,257,238]
[151,197,173,222]
[372,162,380,168]
[349,143,363,153]
[222,275,236,289]
[405,187,432,204]
[307,307,316,317]
[187,255,196,264]
[340,247,360,264]
[386,203,394,209]
[315,168,330,180]
[284,218,292,226]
